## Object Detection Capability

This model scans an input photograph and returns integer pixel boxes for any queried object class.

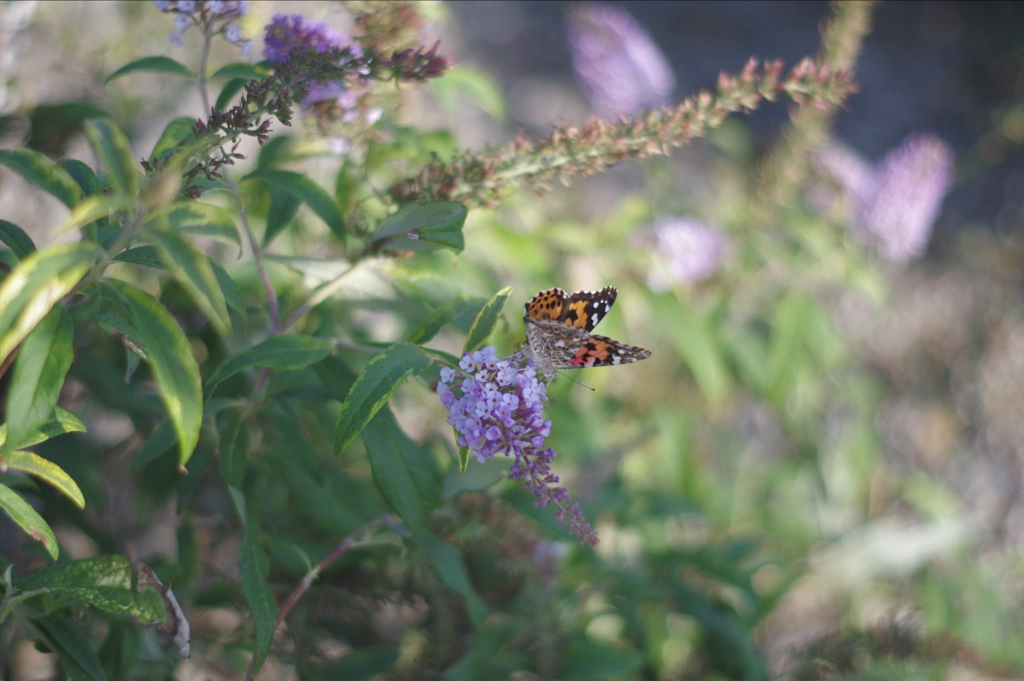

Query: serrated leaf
[204,334,334,405]
[105,55,194,83]
[149,117,196,164]
[105,280,202,466]
[332,343,432,454]
[242,169,345,238]
[0,221,34,263]
[239,521,275,675]
[210,62,272,80]
[374,201,467,253]
[3,449,85,508]
[18,556,165,623]
[407,295,483,343]
[150,228,231,335]
[0,148,84,209]
[5,306,74,450]
[84,119,139,197]
[36,615,107,681]
[463,286,512,354]
[0,242,103,369]
[0,483,58,559]
[363,406,442,533]
[167,201,243,252]
[419,346,462,368]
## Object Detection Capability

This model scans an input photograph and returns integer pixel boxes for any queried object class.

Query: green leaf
[112,244,163,269]
[84,119,139,197]
[648,291,732,408]
[0,407,87,450]
[766,293,814,404]
[563,640,644,680]
[210,62,272,80]
[105,55,194,83]
[463,286,512,354]
[17,556,165,623]
[218,410,250,489]
[428,65,508,123]
[263,188,301,246]
[105,280,203,466]
[36,615,107,681]
[363,406,442,533]
[59,159,103,197]
[332,343,432,454]
[0,483,58,560]
[214,78,247,112]
[0,148,84,209]
[242,169,345,238]
[131,420,176,474]
[0,449,84,508]
[419,346,462,368]
[150,228,232,335]
[407,295,483,344]
[0,220,35,261]
[419,532,487,625]
[54,194,136,236]
[208,258,245,316]
[204,334,334,405]
[0,242,103,369]
[5,306,74,450]
[166,201,243,252]
[374,201,467,253]
[239,521,275,675]
[149,117,196,164]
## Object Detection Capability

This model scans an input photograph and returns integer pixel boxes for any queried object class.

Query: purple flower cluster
[263,14,364,64]
[812,134,955,262]
[642,217,729,290]
[153,0,251,54]
[263,14,376,123]
[567,3,675,117]
[437,348,598,546]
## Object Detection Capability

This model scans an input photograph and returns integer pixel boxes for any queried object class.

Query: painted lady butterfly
[522,286,651,378]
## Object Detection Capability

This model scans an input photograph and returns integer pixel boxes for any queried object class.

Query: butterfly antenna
[562,373,595,391]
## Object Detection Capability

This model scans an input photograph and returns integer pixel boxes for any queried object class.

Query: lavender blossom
[438,348,599,546]
[812,134,954,262]
[155,0,249,53]
[263,14,363,63]
[567,3,675,116]
[644,217,729,289]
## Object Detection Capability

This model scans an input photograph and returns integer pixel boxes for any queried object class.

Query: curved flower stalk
[437,348,599,546]
[567,3,675,116]
[389,57,856,208]
[812,134,954,261]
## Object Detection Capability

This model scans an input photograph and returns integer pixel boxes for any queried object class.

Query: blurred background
[1,1,1023,678]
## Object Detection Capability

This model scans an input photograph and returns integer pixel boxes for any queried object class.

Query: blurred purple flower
[643,217,728,289]
[567,3,675,116]
[438,347,598,546]
[263,14,363,63]
[813,134,954,262]
[177,0,195,11]
[208,0,225,13]
[153,0,172,9]
[225,23,242,42]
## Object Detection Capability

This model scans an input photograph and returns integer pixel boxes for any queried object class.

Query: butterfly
[522,286,651,378]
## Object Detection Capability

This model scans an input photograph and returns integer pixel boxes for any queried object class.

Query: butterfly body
[522,286,651,378]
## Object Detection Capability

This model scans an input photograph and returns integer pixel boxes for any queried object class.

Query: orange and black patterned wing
[524,288,569,322]
[562,286,618,332]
